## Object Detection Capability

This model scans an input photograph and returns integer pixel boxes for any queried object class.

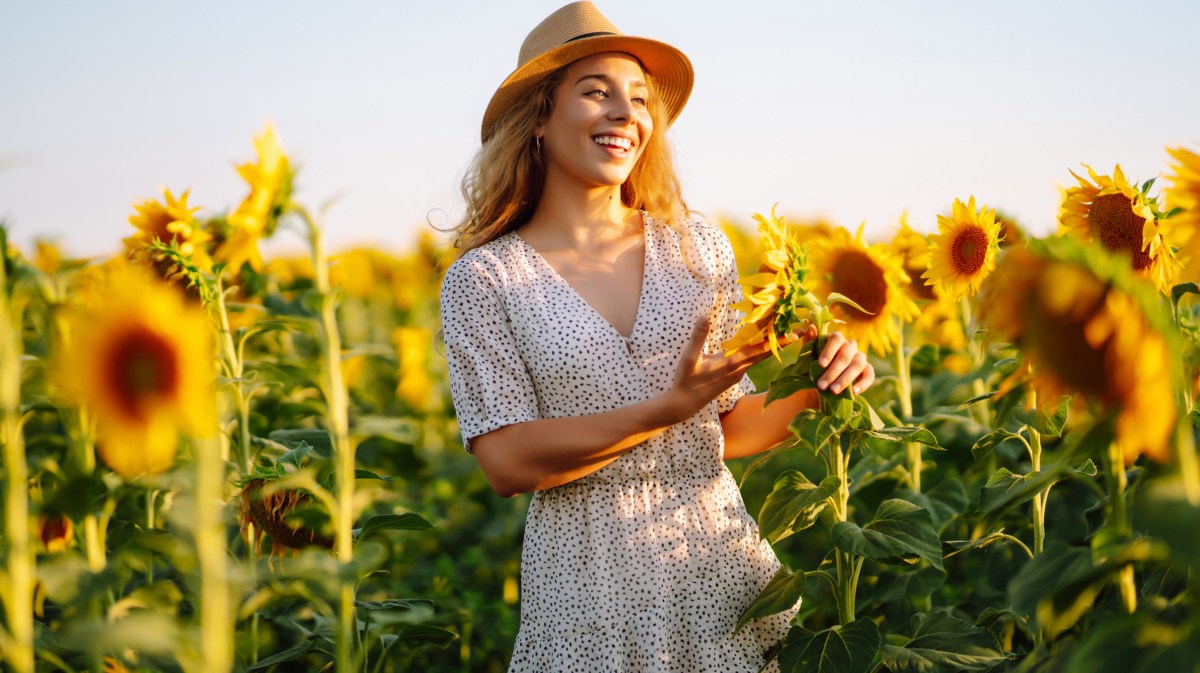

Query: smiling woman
[439,3,876,671]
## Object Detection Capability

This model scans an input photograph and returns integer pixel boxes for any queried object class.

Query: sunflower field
[1,122,1199,673]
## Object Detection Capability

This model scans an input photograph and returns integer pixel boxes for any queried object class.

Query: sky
[2,0,1198,258]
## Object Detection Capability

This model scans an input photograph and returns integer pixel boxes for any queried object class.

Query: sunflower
[124,187,213,274]
[393,326,435,411]
[56,262,216,478]
[215,121,293,274]
[923,196,1003,301]
[810,224,919,356]
[37,513,73,554]
[1059,164,1179,293]
[1165,145,1200,283]
[890,218,967,354]
[722,205,814,359]
[978,238,1179,463]
[238,477,333,567]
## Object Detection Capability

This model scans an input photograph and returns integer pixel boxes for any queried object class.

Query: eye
[632,96,648,107]
[585,89,608,99]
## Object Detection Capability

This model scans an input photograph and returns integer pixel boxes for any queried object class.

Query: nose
[608,92,639,125]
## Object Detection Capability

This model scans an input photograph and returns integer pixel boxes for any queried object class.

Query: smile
[593,135,634,152]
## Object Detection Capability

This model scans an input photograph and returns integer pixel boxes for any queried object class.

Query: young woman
[440,3,875,670]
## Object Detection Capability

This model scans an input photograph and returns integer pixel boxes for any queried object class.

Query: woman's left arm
[720,331,875,460]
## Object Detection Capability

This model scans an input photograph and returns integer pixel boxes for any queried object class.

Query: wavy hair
[454,59,691,255]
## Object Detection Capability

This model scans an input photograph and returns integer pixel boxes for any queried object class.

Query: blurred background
[3,0,1198,256]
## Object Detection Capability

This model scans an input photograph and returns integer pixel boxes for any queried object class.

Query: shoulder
[439,233,522,297]
[652,212,736,278]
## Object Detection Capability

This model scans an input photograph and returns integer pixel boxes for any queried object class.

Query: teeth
[594,136,632,150]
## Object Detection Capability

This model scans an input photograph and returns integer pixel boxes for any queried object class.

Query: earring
[535,136,542,155]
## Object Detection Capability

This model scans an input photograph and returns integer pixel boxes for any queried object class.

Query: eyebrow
[575,73,648,89]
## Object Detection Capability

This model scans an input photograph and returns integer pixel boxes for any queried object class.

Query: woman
[440,3,875,670]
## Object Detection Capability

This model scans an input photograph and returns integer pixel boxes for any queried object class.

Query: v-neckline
[514,214,652,345]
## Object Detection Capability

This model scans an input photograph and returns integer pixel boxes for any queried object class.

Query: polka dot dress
[439,214,797,672]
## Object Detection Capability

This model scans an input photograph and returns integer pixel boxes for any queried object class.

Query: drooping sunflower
[238,477,333,567]
[1165,145,1200,283]
[1059,163,1179,293]
[214,121,294,274]
[811,224,919,356]
[56,261,216,478]
[722,205,814,359]
[923,196,1003,301]
[124,187,213,274]
[978,237,1179,464]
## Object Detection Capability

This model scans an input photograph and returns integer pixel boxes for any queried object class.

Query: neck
[522,174,639,250]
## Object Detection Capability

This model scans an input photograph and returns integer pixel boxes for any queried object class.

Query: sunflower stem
[301,205,358,672]
[211,276,252,476]
[893,323,919,492]
[1,260,34,673]
[830,432,856,624]
[195,435,233,673]
[1103,441,1137,613]
[1026,385,1046,556]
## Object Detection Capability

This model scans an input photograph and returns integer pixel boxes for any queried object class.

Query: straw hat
[481,1,693,142]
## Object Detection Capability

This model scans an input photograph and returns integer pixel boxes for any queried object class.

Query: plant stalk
[1,266,33,673]
[893,324,919,492]
[1104,441,1137,613]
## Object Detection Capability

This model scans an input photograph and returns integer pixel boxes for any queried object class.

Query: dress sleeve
[439,256,539,453]
[701,223,757,414]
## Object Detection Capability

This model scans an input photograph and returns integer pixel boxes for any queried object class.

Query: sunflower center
[105,326,180,419]
[831,250,887,318]
[1089,193,1152,270]
[951,226,989,275]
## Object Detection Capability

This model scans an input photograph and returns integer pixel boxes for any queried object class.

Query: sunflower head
[238,477,334,570]
[124,187,213,278]
[1059,164,1179,293]
[214,121,294,274]
[807,224,918,357]
[978,237,1181,463]
[922,196,1003,301]
[722,205,815,359]
[890,215,936,302]
[56,261,216,478]
[1165,145,1200,284]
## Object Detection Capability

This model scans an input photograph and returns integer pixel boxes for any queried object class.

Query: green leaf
[790,409,840,455]
[956,390,995,411]
[970,429,1026,462]
[826,291,874,315]
[354,468,395,482]
[1013,396,1070,436]
[269,429,333,458]
[248,638,318,671]
[389,623,458,647]
[854,396,885,431]
[1171,282,1200,311]
[862,426,942,449]
[777,619,882,673]
[734,566,804,635]
[881,611,1009,672]
[831,499,944,570]
[758,472,840,543]
[978,468,1060,517]
[351,415,419,442]
[767,360,818,406]
[910,343,940,372]
[353,513,433,540]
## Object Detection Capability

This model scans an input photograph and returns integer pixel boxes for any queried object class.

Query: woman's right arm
[471,317,785,497]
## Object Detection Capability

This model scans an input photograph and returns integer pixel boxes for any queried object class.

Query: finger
[818,339,857,390]
[830,352,868,394]
[818,332,846,367]
[681,316,710,365]
[852,363,876,395]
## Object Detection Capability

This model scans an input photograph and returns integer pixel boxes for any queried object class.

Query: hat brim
[481,34,693,143]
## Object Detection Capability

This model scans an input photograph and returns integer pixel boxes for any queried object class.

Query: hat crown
[517,2,622,68]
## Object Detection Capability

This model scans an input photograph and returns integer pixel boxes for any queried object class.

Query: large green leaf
[248,638,319,671]
[777,619,881,673]
[1013,396,1070,436]
[881,611,1009,672]
[790,409,841,455]
[353,513,433,541]
[759,472,840,543]
[861,426,942,449]
[831,499,944,570]
[734,566,804,634]
[977,468,1057,516]
[767,359,818,405]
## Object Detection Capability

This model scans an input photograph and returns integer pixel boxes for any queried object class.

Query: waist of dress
[566,460,727,487]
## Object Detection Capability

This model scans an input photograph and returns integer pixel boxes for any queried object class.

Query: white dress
[439,214,796,673]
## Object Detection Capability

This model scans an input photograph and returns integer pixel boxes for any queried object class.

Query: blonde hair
[454,59,691,255]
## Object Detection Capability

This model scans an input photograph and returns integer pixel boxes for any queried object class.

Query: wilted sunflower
[56,262,216,478]
[1166,145,1200,283]
[923,196,1003,301]
[810,224,919,356]
[215,121,294,273]
[124,187,213,274]
[722,205,813,359]
[978,238,1179,464]
[238,477,333,568]
[1059,163,1179,293]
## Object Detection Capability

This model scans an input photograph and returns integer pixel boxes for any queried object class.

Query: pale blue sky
[2,1,1198,257]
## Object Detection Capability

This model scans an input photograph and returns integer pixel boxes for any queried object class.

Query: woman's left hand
[792,325,875,396]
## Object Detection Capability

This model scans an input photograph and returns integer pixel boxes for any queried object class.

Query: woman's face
[537,52,653,191]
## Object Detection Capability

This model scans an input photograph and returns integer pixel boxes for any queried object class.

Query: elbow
[471,431,530,498]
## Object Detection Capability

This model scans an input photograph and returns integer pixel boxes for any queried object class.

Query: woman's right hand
[665,316,802,423]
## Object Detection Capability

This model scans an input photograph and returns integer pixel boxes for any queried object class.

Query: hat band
[564,30,618,43]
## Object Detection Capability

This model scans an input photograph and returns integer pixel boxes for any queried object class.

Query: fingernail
[819,358,829,366]
[853,385,862,394]
[832,385,842,394]
[818,380,827,390]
